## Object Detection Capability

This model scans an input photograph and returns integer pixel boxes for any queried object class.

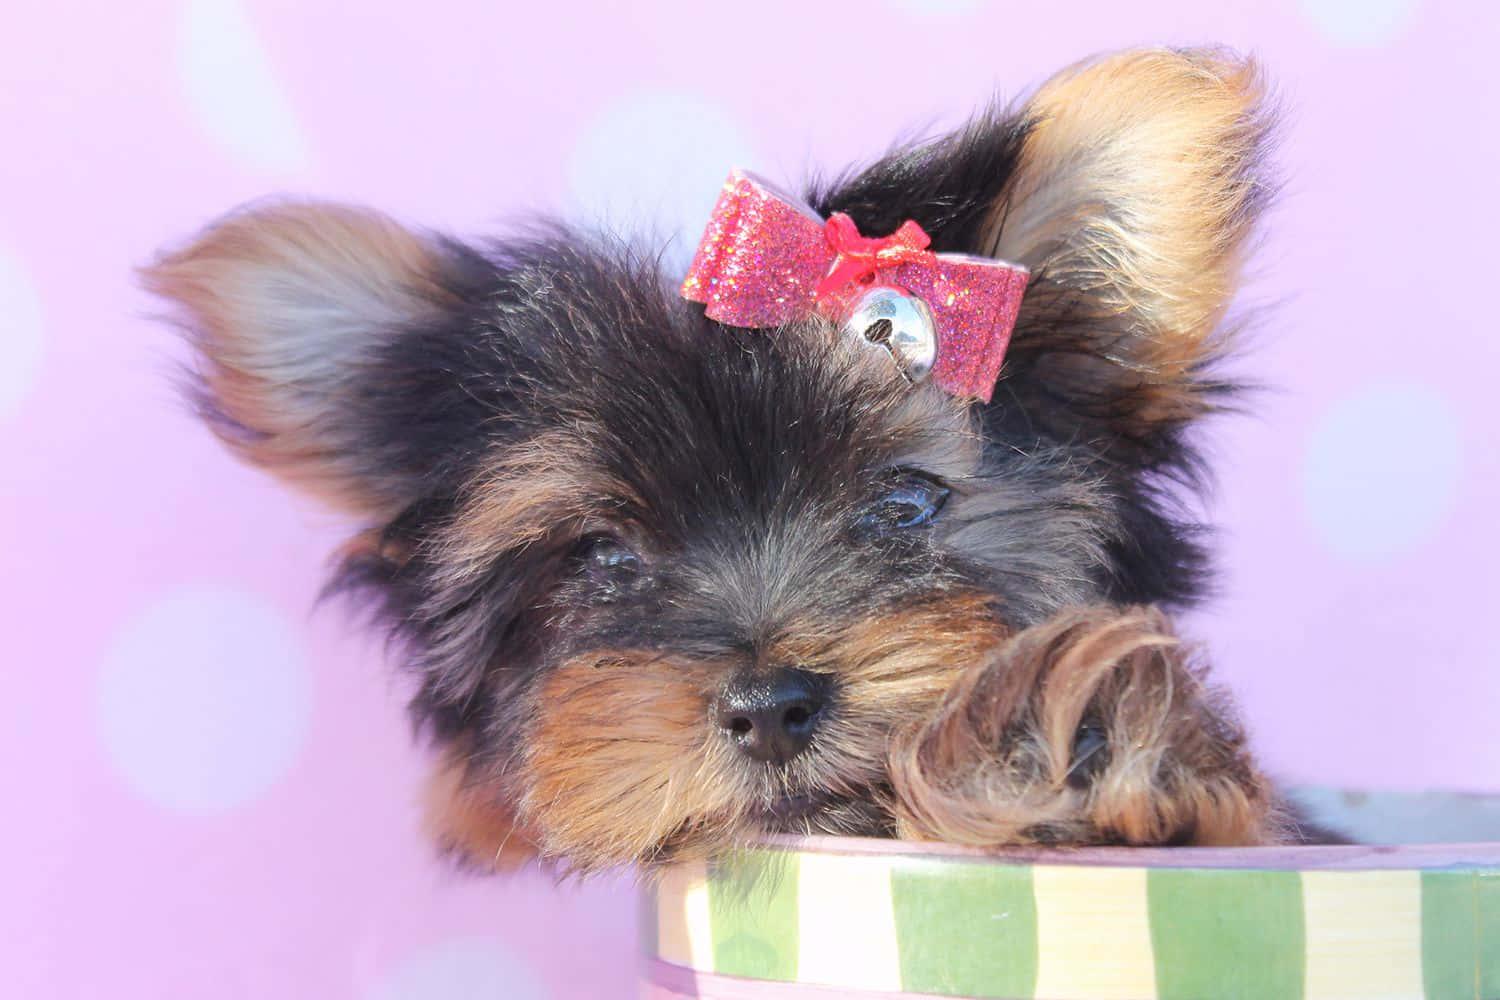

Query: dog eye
[858,471,950,533]
[576,534,642,576]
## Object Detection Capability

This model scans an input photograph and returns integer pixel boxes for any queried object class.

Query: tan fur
[142,202,456,516]
[889,606,1276,847]
[436,429,644,585]
[989,48,1271,425]
[769,590,1010,795]
[524,651,742,871]
[424,745,539,871]
[517,591,1009,872]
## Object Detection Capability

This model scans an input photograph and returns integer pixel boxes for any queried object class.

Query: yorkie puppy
[147,48,1288,873]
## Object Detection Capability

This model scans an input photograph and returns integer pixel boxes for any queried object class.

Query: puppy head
[145,49,1272,872]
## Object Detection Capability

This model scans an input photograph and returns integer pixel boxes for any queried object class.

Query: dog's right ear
[144,202,502,521]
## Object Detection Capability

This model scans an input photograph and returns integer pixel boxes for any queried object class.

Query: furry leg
[889,606,1279,847]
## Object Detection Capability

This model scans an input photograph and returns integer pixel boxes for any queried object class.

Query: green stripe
[1422,870,1500,999]
[891,859,1038,998]
[1483,872,1500,998]
[707,848,800,980]
[1148,869,1305,1000]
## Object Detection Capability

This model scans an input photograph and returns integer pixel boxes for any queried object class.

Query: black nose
[716,668,828,765]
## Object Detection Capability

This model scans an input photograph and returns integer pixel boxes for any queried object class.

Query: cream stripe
[796,853,903,990]
[656,862,714,971]
[1302,870,1425,1000]
[1032,865,1157,999]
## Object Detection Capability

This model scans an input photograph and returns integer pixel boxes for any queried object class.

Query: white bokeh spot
[178,0,311,173]
[1300,0,1420,46]
[1301,381,1462,561]
[0,243,45,423]
[96,587,313,814]
[371,938,546,1000]
[567,92,756,277]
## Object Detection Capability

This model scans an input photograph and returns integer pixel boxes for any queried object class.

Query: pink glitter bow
[681,169,1030,402]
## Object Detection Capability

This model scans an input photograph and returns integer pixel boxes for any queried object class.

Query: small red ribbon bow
[681,169,1029,402]
[816,214,935,298]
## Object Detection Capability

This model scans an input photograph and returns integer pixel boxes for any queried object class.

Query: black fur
[315,123,1216,778]
[809,107,1228,608]
[314,228,1199,761]
[150,49,1276,866]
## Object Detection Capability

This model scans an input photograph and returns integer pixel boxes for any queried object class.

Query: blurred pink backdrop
[4,0,1497,996]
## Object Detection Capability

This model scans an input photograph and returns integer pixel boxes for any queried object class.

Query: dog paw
[888,606,1277,847]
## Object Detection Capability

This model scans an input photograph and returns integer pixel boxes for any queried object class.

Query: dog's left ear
[814,48,1273,459]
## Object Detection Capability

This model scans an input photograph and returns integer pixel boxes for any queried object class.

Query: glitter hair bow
[681,169,1029,402]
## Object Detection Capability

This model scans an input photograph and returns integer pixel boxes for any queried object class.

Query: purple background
[4,1,1496,996]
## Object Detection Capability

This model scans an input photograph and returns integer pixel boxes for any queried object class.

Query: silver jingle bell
[840,285,937,383]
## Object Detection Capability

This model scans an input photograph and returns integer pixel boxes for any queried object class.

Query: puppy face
[432,311,1108,869]
[145,49,1272,872]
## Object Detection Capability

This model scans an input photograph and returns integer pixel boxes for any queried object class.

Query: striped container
[641,836,1500,1000]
